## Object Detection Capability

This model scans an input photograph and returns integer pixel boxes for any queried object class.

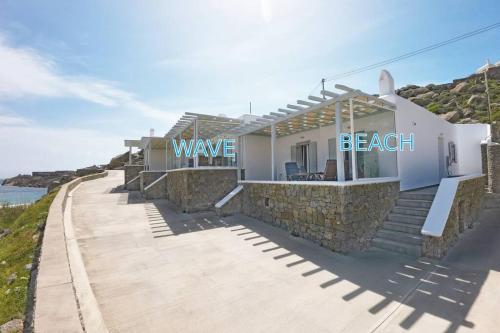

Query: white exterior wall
[381,94,488,190]
[381,94,456,190]
[241,134,272,180]
[275,126,330,180]
[147,148,166,171]
[455,124,489,175]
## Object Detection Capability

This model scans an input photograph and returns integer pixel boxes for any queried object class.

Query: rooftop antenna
[249,101,252,115]
[321,78,326,99]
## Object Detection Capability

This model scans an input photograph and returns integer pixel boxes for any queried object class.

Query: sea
[0,180,47,206]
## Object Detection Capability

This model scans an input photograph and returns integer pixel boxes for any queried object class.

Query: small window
[264,197,270,207]
[448,142,457,163]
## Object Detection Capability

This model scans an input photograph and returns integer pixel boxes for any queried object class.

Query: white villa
[226,70,489,191]
[122,69,491,258]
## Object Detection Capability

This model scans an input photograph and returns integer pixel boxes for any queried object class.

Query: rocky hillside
[396,65,500,123]
[1,172,75,188]
[107,149,143,169]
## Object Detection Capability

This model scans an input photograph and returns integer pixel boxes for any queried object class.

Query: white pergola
[165,112,242,168]
[223,84,397,182]
[123,139,142,165]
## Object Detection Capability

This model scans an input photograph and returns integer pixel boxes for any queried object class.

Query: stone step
[396,199,433,209]
[392,206,429,217]
[399,192,436,201]
[388,213,426,225]
[383,221,422,235]
[372,238,422,257]
[377,229,423,245]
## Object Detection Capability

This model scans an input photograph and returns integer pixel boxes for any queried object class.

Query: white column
[193,119,198,168]
[271,124,276,180]
[335,101,345,181]
[128,146,132,165]
[349,98,357,181]
[179,134,183,168]
[165,139,168,171]
[236,136,241,180]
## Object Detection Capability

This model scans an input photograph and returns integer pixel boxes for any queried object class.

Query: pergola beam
[286,104,305,111]
[320,89,339,98]
[308,95,327,102]
[297,100,317,107]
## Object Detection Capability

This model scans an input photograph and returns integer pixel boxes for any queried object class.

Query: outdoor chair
[285,162,307,181]
[313,159,352,181]
[323,159,338,181]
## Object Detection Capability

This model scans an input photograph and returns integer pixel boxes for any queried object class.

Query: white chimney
[379,70,395,96]
[149,128,155,137]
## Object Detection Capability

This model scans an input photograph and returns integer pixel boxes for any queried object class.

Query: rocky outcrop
[396,65,499,124]
[1,171,76,188]
[107,150,143,169]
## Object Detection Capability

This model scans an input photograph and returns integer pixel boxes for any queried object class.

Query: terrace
[227,84,399,184]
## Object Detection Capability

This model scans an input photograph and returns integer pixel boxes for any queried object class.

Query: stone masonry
[124,165,143,186]
[166,168,238,213]
[140,171,166,193]
[144,174,167,200]
[422,176,486,258]
[240,180,400,252]
[487,144,500,193]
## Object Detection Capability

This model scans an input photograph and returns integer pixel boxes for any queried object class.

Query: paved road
[71,170,500,332]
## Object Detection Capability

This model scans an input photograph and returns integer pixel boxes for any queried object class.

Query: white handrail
[421,174,483,237]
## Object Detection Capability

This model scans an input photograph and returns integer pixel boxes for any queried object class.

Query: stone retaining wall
[240,180,400,252]
[139,171,166,193]
[487,144,500,194]
[166,168,238,213]
[124,165,143,185]
[144,174,168,200]
[422,176,486,258]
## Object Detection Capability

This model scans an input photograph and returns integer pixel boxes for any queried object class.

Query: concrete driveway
[71,170,500,332]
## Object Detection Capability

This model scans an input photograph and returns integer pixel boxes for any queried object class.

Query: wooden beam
[320,89,339,98]
[297,100,316,107]
[286,104,306,111]
[277,108,296,114]
[308,95,327,102]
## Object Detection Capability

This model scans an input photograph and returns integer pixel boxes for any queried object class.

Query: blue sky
[0,0,499,177]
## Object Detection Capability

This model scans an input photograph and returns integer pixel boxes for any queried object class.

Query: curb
[33,172,109,333]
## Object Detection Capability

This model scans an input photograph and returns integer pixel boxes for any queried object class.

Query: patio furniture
[285,162,307,181]
[323,159,338,181]
[313,159,352,181]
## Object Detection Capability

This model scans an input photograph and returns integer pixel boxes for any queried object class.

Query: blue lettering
[206,139,222,157]
[172,139,194,157]
[355,133,368,152]
[339,133,352,151]
[368,133,384,151]
[383,133,398,152]
[399,133,414,151]
[194,139,209,157]
[223,139,236,157]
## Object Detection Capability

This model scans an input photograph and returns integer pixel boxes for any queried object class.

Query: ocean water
[0,184,47,205]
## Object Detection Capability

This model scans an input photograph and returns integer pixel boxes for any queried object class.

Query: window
[448,141,457,163]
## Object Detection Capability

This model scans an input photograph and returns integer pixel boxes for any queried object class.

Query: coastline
[0,184,47,206]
